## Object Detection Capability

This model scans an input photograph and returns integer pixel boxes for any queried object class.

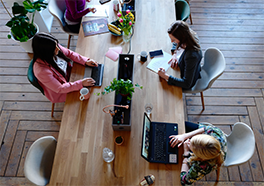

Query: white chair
[183,47,226,111]
[48,0,78,48]
[24,136,57,186]
[224,122,255,167]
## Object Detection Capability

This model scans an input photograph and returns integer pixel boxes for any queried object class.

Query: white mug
[80,88,90,101]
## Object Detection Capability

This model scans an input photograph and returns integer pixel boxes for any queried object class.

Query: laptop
[84,64,104,86]
[141,113,178,164]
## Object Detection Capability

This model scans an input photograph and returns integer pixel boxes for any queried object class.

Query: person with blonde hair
[169,122,227,185]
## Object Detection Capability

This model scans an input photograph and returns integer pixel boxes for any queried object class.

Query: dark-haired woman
[158,21,202,90]
[32,32,98,103]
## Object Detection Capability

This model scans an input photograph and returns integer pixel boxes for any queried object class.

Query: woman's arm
[66,0,92,20]
[167,50,202,89]
[169,127,204,148]
[59,45,98,67]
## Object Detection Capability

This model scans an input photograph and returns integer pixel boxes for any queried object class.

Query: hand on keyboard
[82,78,95,87]
[86,59,98,67]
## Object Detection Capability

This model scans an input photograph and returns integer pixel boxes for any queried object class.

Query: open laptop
[141,113,178,164]
[84,64,104,86]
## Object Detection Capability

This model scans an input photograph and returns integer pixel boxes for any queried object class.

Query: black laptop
[84,64,104,86]
[141,113,178,164]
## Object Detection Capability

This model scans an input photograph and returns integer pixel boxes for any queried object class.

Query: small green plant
[95,78,143,100]
[5,0,48,42]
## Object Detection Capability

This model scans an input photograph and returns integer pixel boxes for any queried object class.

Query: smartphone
[99,0,111,4]
[149,50,163,58]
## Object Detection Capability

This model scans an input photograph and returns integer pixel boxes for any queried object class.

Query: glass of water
[145,103,153,115]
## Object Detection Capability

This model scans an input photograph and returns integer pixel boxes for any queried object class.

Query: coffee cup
[80,88,90,101]
[137,51,148,62]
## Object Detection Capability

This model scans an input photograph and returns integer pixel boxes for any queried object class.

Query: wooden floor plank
[16,141,33,177]
[5,131,27,177]
[187,106,248,115]
[25,131,59,142]
[255,98,264,130]
[3,102,64,111]
[18,121,60,131]
[0,110,11,146]
[186,97,256,106]
[0,120,19,176]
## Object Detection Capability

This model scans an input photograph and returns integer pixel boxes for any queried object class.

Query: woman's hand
[168,54,178,68]
[88,7,97,13]
[82,78,95,87]
[183,139,191,154]
[169,134,186,148]
[158,68,169,81]
[86,59,98,67]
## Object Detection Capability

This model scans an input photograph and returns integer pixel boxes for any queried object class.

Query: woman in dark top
[158,21,202,90]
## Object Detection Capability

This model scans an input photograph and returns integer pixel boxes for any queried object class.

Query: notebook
[84,64,104,86]
[141,113,178,164]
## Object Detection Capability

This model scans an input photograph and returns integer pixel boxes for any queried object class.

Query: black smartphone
[149,50,163,58]
[99,0,111,4]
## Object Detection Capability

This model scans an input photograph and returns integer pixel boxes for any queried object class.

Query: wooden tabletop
[49,0,185,185]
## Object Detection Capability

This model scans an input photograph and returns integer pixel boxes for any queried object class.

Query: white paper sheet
[85,5,109,17]
[146,49,184,73]
[147,52,172,73]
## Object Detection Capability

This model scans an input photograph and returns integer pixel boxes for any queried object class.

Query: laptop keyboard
[91,64,104,86]
[153,124,167,162]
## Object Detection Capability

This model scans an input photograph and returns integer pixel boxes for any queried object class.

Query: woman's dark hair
[167,21,200,51]
[32,32,72,78]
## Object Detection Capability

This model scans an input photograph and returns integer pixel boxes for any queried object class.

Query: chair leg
[67,35,72,49]
[51,103,55,117]
[187,1,193,24]
[200,92,205,111]
[189,12,193,24]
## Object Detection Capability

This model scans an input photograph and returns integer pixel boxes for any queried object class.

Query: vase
[122,28,132,43]
[10,23,39,53]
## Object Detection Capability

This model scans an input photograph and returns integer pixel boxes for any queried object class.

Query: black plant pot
[112,54,134,131]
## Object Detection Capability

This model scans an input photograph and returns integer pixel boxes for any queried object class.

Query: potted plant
[5,0,48,52]
[96,78,143,101]
[115,136,124,145]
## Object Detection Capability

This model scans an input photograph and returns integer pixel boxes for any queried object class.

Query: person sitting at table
[169,122,227,185]
[32,32,98,103]
[64,0,97,33]
[158,20,203,90]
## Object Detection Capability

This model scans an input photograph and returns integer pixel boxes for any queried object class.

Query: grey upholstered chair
[24,136,57,186]
[183,47,226,111]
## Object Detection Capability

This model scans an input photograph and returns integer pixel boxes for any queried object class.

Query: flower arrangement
[117,10,135,36]
[95,78,143,101]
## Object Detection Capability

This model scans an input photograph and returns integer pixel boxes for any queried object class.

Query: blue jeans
[185,121,199,133]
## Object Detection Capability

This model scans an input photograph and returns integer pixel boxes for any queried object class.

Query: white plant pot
[10,23,39,53]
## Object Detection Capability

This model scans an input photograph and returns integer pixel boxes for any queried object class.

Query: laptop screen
[142,114,151,159]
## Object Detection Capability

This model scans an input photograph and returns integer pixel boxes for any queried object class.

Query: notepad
[147,52,172,73]
[85,5,109,17]
[147,49,184,73]
[105,46,123,61]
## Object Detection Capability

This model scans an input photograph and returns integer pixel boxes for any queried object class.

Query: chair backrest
[183,47,226,93]
[48,0,77,34]
[224,122,255,167]
[175,0,190,21]
[27,59,45,95]
[24,136,57,186]
[202,47,226,89]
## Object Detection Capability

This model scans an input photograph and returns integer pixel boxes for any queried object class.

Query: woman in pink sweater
[32,32,98,103]
[64,0,96,33]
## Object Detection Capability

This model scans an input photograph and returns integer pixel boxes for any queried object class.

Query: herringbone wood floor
[0,0,263,185]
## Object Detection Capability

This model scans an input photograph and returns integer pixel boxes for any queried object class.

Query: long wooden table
[49,0,185,185]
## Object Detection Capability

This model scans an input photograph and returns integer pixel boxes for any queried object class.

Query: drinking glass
[145,103,153,115]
